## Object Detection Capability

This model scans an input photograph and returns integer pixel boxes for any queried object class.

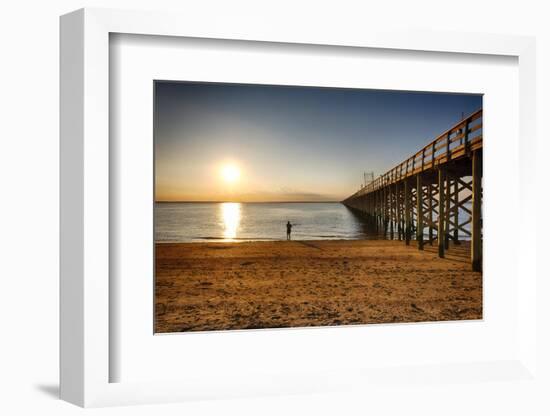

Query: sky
[155,81,482,202]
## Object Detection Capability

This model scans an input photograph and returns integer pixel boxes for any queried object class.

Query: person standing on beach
[286,221,293,240]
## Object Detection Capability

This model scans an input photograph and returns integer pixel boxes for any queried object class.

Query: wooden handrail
[344,108,482,201]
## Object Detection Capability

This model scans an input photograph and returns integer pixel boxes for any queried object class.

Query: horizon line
[155,200,344,204]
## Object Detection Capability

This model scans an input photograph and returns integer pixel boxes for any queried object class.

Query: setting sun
[220,164,241,183]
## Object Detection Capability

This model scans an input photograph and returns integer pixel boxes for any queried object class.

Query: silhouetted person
[286,221,293,240]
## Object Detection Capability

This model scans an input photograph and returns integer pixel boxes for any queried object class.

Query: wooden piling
[471,150,482,271]
[384,190,388,235]
[428,183,433,245]
[453,173,460,244]
[378,190,381,230]
[404,180,411,245]
[396,183,402,240]
[416,173,424,250]
[438,168,445,258]
[444,173,451,250]
[375,191,379,230]
[390,185,394,240]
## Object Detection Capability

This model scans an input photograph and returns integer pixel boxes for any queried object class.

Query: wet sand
[155,240,482,333]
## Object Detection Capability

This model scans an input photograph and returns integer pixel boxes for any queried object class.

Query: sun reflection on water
[220,202,241,241]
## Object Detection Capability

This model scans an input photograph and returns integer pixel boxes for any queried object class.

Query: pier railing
[346,109,482,200]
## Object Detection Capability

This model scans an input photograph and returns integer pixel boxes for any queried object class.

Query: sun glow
[220,202,241,240]
[220,164,241,183]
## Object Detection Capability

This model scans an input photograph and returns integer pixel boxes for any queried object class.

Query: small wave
[196,236,280,241]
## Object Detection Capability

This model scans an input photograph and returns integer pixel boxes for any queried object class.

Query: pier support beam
[438,167,445,258]
[471,150,482,272]
[453,173,460,244]
[444,173,451,250]
[396,183,402,240]
[377,190,381,231]
[404,180,411,245]
[416,173,424,250]
[390,185,394,240]
[428,183,433,245]
[375,192,379,230]
[382,186,390,238]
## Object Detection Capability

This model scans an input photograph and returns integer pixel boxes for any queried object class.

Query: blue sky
[155,81,482,202]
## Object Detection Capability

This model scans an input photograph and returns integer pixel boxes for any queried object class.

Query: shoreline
[155,239,482,333]
[155,237,473,244]
[155,237,371,244]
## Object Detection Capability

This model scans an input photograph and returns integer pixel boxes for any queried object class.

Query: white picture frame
[60,8,538,408]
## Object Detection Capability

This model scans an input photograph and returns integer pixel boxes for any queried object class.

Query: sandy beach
[155,239,482,333]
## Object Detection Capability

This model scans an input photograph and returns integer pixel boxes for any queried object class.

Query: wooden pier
[342,109,483,271]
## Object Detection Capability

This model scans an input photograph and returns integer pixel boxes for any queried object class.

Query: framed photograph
[60,8,538,408]
[153,81,483,334]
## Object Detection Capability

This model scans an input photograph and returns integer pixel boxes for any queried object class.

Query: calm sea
[155,202,378,243]
[155,201,472,243]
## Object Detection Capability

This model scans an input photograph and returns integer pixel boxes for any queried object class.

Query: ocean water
[155,202,377,243]
[155,201,473,243]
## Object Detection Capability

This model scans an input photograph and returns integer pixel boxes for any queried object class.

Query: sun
[220,164,241,183]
